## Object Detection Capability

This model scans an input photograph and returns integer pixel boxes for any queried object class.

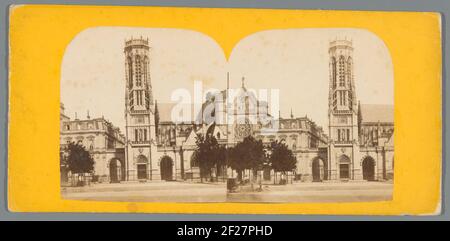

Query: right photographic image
[223,28,394,203]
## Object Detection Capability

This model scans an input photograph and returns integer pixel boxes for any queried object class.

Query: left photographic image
[60,27,229,202]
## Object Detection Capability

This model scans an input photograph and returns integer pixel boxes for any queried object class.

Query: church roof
[360,104,394,123]
[157,102,197,123]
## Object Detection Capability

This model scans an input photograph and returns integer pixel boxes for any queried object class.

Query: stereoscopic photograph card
[8,5,442,214]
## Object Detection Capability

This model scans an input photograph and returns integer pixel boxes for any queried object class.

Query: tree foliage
[66,141,95,174]
[269,140,296,173]
[192,134,222,181]
[228,136,266,180]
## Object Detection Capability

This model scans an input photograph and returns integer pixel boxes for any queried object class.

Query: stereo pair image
[59,27,394,203]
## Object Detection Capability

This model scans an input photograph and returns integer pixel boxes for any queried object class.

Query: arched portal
[136,155,148,180]
[160,156,173,181]
[338,155,351,179]
[109,158,122,183]
[312,157,325,182]
[362,156,376,181]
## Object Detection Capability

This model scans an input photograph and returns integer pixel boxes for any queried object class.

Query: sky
[61,27,393,134]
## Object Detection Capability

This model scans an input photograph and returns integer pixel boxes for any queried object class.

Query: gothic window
[127,57,133,88]
[144,129,148,141]
[145,91,149,108]
[291,137,297,150]
[130,91,134,106]
[140,129,144,141]
[333,92,337,109]
[346,129,350,141]
[343,91,346,106]
[347,57,352,87]
[337,129,341,141]
[136,90,140,105]
[135,129,138,142]
[348,92,353,109]
[143,57,149,85]
[331,57,337,88]
[339,56,345,87]
[136,90,139,105]
[136,56,142,86]
[87,136,95,150]
[135,90,144,106]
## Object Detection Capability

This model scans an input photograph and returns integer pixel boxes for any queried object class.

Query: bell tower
[327,39,361,180]
[124,37,157,181]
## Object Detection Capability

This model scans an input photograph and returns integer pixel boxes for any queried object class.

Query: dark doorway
[362,157,375,181]
[109,159,121,183]
[136,155,148,180]
[312,158,325,182]
[339,164,350,179]
[160,156,173,181]
[338,155,351,180]
[137,164,147,179]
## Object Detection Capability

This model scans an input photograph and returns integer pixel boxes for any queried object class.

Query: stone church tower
[124,37,157,181]
[327,39,361,180]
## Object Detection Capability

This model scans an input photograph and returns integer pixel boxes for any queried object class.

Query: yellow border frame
[8,5,442,215]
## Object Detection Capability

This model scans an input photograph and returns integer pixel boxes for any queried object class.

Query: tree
[60,146,69,183]
[269,140,296,184]
[66,141,95,174]
[228,136,266,181]
[215,145,227,181]
[192,134,220,182]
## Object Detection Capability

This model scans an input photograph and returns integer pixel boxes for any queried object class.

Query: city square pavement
[61,180,392,203]
[227,181,393,203]
[61,181,227,202]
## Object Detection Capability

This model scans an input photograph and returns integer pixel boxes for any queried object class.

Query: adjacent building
[60,103,126,183]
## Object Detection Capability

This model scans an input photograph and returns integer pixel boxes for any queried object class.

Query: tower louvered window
[136,56,142,86]
[128,57,133,88]
[339,56,345,87]
[332,57,337,88]
[347,57,352,88]
[143,57,148,85]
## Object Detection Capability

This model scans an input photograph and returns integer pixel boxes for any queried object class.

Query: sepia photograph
[59,27,394,203]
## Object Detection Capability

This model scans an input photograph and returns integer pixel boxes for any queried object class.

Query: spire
[357,101,362,140]
[87,110,90,119]
[155,100,160,136]
[75,112,78,120]
[241,76,245,89]
[290,108,294,119]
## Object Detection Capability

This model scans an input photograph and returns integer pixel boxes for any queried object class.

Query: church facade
[326,40,394,182]
[60,37,394,184]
